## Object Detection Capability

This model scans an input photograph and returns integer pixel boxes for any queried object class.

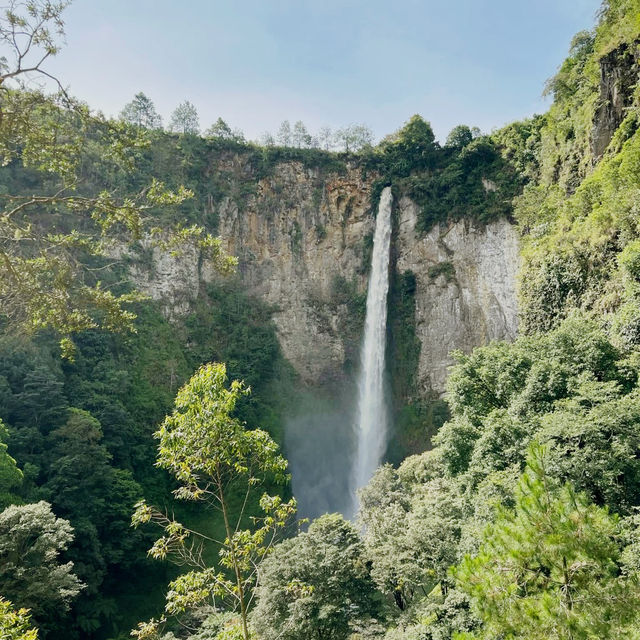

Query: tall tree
[276,120,291,146]
[205,117,233,139]
[453,446,640,640]
[168,101,200,135]
[119,92,163,129]
[252,513,383,640]
[132,363,296,640]
[335,124,373,152]
[318,125,334,150]
[0,419,22,509]
[0,501,84,631]
[292,120,312,148]
[445,125,474,149]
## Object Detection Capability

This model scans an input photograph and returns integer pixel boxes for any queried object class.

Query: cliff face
[396,196,519,394]
[216,161,374,384]
[124,158,519,395]
[592,41,640,159]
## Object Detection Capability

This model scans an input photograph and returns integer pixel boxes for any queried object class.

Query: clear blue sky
[47,0,602,143]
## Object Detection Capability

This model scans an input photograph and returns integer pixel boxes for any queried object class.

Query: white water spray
[350,186,393,516]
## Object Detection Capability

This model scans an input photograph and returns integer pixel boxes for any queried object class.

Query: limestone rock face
[216,161,375,384]
[107,236,203,318]
[120,158,519,394]
[396,197,519,394]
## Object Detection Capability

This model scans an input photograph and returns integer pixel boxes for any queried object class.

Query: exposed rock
[481,177,498,193]
[396,196,519,394]
[119,159,519,395]
[216,161,375,384]
[107,236,203,319]
[592,42,639,159]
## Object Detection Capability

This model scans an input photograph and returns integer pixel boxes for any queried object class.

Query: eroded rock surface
[119,159,520,394]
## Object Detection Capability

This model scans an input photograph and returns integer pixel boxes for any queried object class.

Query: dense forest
[2,0,640,639]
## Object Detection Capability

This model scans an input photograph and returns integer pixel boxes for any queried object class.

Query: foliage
[444,125,473,149]
[0,501,84,629]
[453,446,640,639]
[358,464,464,612]
[205,118,245,143]
[168,101,200,135]
[0,418,22,507]
[364,115,525,233]
[378,115,438,177]
[132,363,296,640]
[0,1,233,351]
[334,124,373,152]
[120,93,163,130]
[0,597,39,640]
[251,513,382,640]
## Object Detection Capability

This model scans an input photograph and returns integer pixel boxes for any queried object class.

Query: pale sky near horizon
[46,0,603,143]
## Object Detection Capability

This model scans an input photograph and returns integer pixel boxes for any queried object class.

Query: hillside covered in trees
[2,1,640,639]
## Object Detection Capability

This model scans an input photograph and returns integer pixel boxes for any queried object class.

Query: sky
[45,0,603,144]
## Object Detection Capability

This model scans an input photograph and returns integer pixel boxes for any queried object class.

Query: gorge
[6,2,640,636]
[119,151,520,518]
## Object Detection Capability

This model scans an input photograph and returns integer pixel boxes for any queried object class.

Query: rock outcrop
[122,158,520,395]
[396,196,519,393]
[592,41,640,159]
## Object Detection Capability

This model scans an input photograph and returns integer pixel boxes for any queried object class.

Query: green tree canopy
[132,363,296,640]
[445,125,473,149]
[120,92,163,129]
[0,419,22,508]
[379,115,437,176]
[251,513,383,640]
[0,501,84,628]
[453,446,640,640]
[0,597,38,640]
[168,101,200,135]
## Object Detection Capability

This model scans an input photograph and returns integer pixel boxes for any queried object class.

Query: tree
[335,124,373,152]
[42,408,145,629]
[318,126,334,151]
[0,1,233,352]
[259,131,275,147]
[445,125,473,149]
[120,92,163,129]
[169,101,200,135]
[0,598,38,640]
[453,446,640,640]
[205,118,245,143]
[292,120,312,148]
[0,501,84,627]
[379,115,437,175]
[205,117,233,139]
[359,463,464,612]
[252,513,383,640]
[276,120,291,146]
[131,363,296,640]
[0,419,22,508]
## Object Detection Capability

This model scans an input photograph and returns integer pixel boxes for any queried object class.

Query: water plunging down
[350,186,393,516]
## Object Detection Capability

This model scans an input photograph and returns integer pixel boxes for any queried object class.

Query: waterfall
[350,186,393,516]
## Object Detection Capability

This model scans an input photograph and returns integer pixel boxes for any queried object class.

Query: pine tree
[453,445,640,639]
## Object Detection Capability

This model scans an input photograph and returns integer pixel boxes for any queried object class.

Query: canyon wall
[124,159,519,395]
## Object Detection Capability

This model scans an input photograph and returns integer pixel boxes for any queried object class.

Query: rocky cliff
[121,157,519,396]
[396,197,519,394]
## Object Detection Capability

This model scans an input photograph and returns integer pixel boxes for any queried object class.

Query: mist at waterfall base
[285,392,357,520]
[285,187,394,521]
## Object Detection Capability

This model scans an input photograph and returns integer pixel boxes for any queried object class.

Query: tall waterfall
[350,186,393,516]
